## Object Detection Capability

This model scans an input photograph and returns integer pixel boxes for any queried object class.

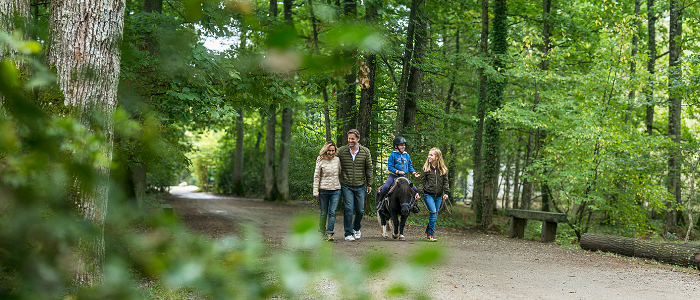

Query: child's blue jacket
[387,150,416,176]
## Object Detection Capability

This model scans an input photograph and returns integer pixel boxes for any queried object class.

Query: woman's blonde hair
[319,141,337,156]
[422,148,448,175]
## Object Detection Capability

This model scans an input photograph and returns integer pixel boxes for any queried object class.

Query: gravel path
[164,187,700,299]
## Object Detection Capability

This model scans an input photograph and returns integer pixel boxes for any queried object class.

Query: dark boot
[411,203,420,213]
[375,191,386,211]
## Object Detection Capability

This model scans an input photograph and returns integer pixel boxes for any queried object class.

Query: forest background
[1,0,700,298]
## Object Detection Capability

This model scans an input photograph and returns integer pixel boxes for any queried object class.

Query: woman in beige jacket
[313,141,342,241]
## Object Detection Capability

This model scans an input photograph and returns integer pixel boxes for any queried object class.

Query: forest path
[164,187,699,299]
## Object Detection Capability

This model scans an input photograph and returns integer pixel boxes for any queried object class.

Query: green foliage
[1,33,442,299]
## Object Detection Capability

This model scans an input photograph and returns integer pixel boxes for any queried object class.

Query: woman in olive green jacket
[418,148,449,242]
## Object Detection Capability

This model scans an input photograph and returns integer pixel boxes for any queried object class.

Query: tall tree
[538,0,552,212]
[232,27,247,196]
[275,0,295,202]
[264,0,279,201]
[472,0,488,223]
[666,0,683,229]
[0,0,30,58]
[357,0,378,149]
[0,0,30,106]
[395,0,422,136]
[46,0,126,284]
[308,0,333,142]
[444,25,460,198]
[402,1,426,134]
[626,0,640,124]
[336,0,357,146]
[482,0,507,227]
[645,0,657,135]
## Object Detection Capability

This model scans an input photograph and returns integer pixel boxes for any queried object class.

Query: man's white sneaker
[353,230,361,240]
[345,235,356,241]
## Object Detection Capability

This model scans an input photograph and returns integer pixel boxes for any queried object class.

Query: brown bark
[269,0,277,18]
[46,0,126,285]
[580,234,700,268]
[395,0,422,136]
[233,108,244,196]
[264,104,278,201]
[472,0,488,221]
[667,0,682,230]
[645,0,656,135]
[276,106,292,201]
[336,0,357,146]
[512,136,523,209]
[403,3,426,133]
[0,0,30,106]
[0,0,30,57]
[626,0,640,124]
[308,0,332,142]
[358,0,377,157]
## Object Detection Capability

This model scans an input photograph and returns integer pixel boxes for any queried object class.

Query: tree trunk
[443,25,459,198]
[472,0,488,223]
[276,106,292,201]
[131,162,146,209]
[358,0,377,168]
[625,0,640,124]
[269,0,277,18]
[580,234,700,268]
[503,147,513,211]
[645,0,656,135]
[395,0,421,136]
[264,104,278,201]
[0,0,30,61]
[482,0,507,228]
[512,136,523,209]
[0,0,30,107]
[402,2,426,134]
[519,133,534,209]
[143,0,162,55]
[336,0,357,146]
[46,0,126,285]
[322,87,332,142]
[233,107,244,196]
[666,0,682,230]
[308,0,333,142]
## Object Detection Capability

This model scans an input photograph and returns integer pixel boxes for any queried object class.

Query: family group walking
[313,129,450,242]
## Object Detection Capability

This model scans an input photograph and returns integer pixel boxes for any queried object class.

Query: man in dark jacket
[335,129,373,241]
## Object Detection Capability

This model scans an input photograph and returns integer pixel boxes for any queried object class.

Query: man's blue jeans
[424,194,443,236]
[341,184,365,237]
[318,189,341,233]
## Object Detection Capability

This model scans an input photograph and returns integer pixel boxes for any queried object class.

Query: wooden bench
[161,204,174,217]
[506,209,568,242]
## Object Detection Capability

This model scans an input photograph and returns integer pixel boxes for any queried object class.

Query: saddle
[376,177,419,214]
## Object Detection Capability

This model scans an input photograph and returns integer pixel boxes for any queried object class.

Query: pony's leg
[391,213,400,239]
[377,214,389,239]
[398,214,407,241]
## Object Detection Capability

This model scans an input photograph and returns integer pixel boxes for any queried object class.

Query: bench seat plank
[506,209,568,243]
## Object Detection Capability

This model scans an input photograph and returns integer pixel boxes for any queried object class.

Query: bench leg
[509,217,526,239]
[540,221,557,242]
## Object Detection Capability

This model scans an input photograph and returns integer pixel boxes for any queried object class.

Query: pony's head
[393,178,414,216]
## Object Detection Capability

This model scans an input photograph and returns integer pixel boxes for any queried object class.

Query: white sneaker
[353,230,361,240]
[345,235,356,241]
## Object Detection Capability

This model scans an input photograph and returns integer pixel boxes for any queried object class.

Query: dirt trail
[164,187,700,299]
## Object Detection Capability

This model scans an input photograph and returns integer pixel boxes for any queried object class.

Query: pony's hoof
[392,233,399,239]
[382,234,389,239]
[399,235,405,241]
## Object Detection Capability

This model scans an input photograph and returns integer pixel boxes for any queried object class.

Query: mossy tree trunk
[46,0,126,285]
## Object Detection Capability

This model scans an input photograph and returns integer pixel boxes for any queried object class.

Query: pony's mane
[393,178,413,202]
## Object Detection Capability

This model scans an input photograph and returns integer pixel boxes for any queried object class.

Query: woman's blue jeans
[423,193,442,236]
[319,189,341,233]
